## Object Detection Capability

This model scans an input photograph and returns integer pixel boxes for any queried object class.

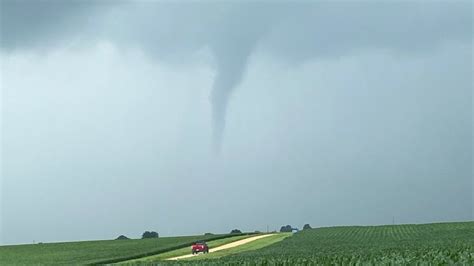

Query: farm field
[120,234,252,263]
[0,233,235,265]
[1,222,472,265]
[178,222,474,265]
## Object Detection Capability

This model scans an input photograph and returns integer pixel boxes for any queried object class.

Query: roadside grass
[120,234,252,264]
[185,233,292,261]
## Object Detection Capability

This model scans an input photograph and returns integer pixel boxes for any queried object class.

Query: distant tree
[204,232,214,235]
[280,225,292,232]
[303,224,312,230]
[142,231,159,239]
[230,229,242,234]
[116,235,130,240]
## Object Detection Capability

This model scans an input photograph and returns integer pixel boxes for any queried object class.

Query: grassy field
[186,233,291,261]
[173,222,474,265]
[120,234,252,263]
[0,233,236,265]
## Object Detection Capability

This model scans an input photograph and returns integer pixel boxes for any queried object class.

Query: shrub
[230,229,242,234]
[303,224,312,230]
[116,235,130,240]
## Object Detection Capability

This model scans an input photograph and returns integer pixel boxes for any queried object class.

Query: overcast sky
[0,1,472,245]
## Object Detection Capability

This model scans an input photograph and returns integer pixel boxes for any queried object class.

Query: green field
[175,222,474,265]
[120,233,291,264]
[1,222,473,265]
[0,234,236,265]
[121,234,252,263]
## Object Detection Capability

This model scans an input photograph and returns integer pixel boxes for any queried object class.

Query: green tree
[280,225,292,232]
[141,231,159,239]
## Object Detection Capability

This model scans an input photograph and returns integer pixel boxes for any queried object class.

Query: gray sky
[0,0,472,245]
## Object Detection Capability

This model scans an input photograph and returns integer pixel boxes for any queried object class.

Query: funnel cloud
[210,31,262,152]
[211,52,249,152]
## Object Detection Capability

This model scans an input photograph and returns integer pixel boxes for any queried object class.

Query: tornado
[208,4,276,153]
[210,42,254,153]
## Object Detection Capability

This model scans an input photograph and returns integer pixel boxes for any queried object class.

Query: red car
[191,241,209,254]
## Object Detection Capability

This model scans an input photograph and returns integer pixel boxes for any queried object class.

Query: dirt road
[166,234,275,260]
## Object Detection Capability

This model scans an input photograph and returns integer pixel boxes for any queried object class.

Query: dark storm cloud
[100,2,472,149]
[0,0,111,51]
[1,1,471,149]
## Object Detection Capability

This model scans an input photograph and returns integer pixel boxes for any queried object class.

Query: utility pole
[392,216,395,225]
